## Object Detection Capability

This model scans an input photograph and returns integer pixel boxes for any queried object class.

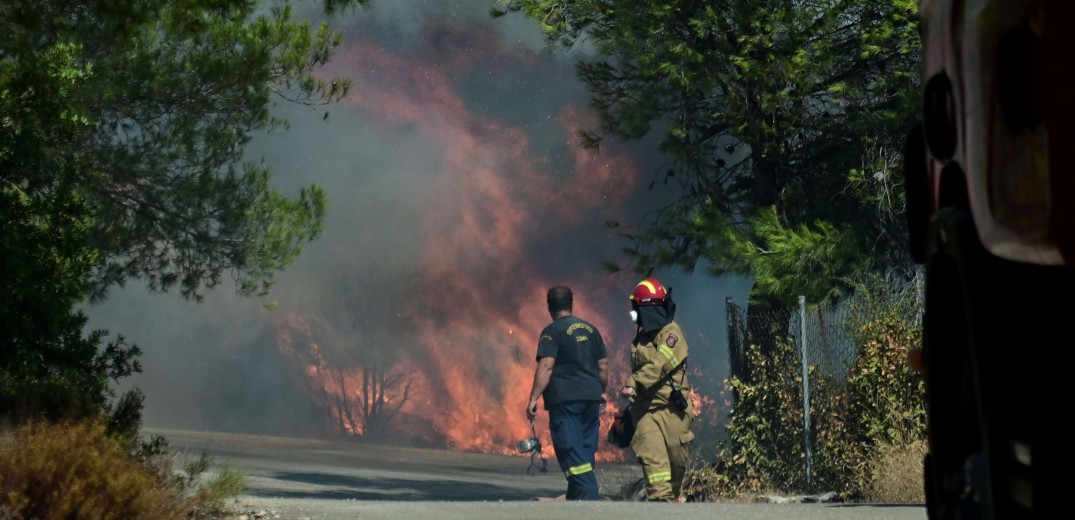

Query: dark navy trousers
[548,400,601,500]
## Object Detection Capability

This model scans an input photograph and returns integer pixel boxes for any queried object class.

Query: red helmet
[629,278,667,306]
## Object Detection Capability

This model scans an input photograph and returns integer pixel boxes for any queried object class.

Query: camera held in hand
[516,437,541,453]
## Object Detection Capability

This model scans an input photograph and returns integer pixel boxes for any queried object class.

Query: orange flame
[268,16,720,462]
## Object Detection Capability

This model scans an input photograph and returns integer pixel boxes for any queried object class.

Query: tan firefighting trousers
[630,405,694,501]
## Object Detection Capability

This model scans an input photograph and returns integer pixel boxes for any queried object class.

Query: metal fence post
[799,295,813,492]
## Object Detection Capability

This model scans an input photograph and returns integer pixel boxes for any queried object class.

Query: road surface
[150,428,927,520]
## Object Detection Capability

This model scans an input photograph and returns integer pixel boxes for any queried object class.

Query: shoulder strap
[642,355,687,397]
[661,356,687,389]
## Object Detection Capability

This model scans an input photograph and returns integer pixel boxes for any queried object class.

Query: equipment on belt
[666,368,689,413]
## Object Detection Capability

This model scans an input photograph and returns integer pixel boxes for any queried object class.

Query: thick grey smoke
[83,0,752,445]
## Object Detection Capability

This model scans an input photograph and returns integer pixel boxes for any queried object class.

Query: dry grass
[860,437,927,503]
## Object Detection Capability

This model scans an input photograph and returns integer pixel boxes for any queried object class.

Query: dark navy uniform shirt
[536,315,607,408]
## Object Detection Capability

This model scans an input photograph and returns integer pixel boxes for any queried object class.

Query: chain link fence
[727,297,861,387]
[723,287,925,495]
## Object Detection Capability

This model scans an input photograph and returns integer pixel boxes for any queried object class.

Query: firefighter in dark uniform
[620,277,694,502]
[526,285,609,500]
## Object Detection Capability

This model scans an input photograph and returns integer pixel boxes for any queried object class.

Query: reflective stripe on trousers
[630,406,692,501]
[548,400,601,500]
[565,462,593,477]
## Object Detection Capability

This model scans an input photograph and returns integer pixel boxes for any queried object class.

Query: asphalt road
[150,428,927,520]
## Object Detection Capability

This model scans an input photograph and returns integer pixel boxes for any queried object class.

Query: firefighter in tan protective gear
[620,277,694,502]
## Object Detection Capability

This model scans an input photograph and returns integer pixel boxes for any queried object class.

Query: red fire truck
[904,0,1073,518]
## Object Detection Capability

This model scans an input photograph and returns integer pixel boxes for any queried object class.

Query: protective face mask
[629,310,638,323]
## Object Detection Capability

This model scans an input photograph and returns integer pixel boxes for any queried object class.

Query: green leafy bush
[714,337,848,497]
[841,278,925,501]
[177,452,246,519]
[703,278,925,501]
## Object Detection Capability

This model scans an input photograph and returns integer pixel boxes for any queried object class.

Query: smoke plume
[85,0,749,457]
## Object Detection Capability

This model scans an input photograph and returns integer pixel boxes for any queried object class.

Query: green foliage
[840,275,925,498]
[499,4,927,498]
[711,278,925,500]
[845,290,924,442]
[106,387,150,444]
[175,453,247,519]
[0,184,141,423]
[497,0,922,301]
[193,468,246,518]
[716,336,847,496]
[0,0,366,302]
[717,206,865,305]
[1,0,365,424]
[0,17,371,511]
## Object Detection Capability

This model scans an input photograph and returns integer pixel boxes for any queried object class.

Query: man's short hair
[547,286,573,314]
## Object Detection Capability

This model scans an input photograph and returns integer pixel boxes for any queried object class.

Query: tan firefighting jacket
[626,321,690,416]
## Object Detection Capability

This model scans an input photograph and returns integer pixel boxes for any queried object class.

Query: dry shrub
[0,419,193,520]
[681,461,734,502]
[860,436,926,503]
[180,452,246,519]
